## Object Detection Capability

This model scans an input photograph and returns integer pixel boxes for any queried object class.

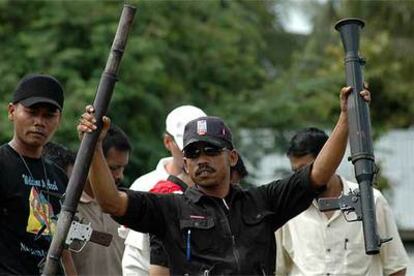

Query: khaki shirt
[275,177,409,276]
[72,192,125,276]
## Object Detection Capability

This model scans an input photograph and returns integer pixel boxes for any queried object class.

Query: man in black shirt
[0,74,75,275]
[78,86,370,275]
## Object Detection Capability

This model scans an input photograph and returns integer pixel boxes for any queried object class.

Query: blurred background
[0,0,412,271]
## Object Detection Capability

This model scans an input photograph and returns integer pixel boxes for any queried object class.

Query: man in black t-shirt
[0,74,74,275]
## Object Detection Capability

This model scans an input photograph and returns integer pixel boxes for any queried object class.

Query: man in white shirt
[275,127,409,276]
[121,105,206,276]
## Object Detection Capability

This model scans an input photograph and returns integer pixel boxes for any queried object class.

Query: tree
[277,0,414,133]
[0,0,301,183]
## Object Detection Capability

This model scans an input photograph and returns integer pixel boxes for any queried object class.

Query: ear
[228,150,238,167]
[8,103,15,121]
[183,158,189,174]
[56,111,63,129]
[163,134,173,151]
[57,111,62,123]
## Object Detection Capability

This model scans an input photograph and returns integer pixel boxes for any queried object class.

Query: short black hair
[42,142,76,172]
[102,124,132,157]
[231,153,248,179]
[286,127,328,158]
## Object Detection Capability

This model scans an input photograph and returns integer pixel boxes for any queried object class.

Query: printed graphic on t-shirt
[22,173,59,191]
[26,187,56,237]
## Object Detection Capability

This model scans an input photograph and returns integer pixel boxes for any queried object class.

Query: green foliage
[280,0,414,133]
[0,0,299,183]
[0,0,412,185]
[272,0,414,189]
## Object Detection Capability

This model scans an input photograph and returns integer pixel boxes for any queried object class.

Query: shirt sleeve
[111,188,168,237]
[375,191,409,275]
[260,164,324,229]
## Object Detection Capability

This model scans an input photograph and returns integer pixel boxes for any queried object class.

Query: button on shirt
[275,176,409,276]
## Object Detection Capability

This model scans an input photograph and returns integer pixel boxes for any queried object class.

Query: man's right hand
[77,105,111,144]
[339,86,371,113]
[77,105,128,217]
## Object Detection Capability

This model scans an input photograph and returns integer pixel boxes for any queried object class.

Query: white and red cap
[166,105,206,150]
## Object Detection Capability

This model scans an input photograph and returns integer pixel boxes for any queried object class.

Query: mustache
[29,128,46,136]
[195,164,215,176]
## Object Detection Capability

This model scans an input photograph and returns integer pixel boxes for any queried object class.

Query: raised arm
[310,86,370,188]
[78,105,128,216]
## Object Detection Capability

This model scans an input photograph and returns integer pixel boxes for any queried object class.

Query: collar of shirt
[311,175,355,223]
[312,175,352,208]
[167,175,188,191]
[156,157,173,173]
[80,191,95,204]
[185,184,243,204]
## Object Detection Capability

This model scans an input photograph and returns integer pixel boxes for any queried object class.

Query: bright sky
[279,0,327,35]
[282,8,312,34]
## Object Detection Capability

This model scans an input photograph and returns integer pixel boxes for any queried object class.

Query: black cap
[12,74,64,111]
[183,116,233,150]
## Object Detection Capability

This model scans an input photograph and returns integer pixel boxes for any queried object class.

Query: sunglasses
[183,145,227,159]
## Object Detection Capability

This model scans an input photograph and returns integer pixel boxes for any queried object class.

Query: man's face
[288,153,316,173]
[183,142,237,188]
[8,103,61,148]
[105,147,129,186]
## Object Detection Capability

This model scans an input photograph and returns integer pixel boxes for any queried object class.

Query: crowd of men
[0,73,409,275]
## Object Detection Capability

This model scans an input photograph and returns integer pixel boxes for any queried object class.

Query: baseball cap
[183,116,233,150]
[166,105,206,150]
[12,74,64,111]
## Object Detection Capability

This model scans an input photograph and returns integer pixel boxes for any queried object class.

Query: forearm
[150,265,170,276]
[62,250,77,276]
[311,112,348,188]
[89,143,128,216]
[390,269,406,276]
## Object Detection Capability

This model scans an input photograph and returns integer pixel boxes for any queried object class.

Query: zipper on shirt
[261,266,267,276]
[231,235,241,270]
[214,198,241,272]
[222,198,230,210]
